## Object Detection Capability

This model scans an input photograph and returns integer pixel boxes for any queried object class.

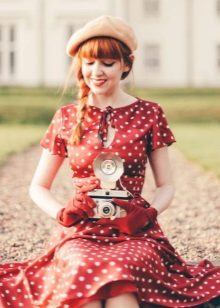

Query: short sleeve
[40,107,68,157]
[146,104,176,152]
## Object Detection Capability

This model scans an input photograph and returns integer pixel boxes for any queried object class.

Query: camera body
[87,189,132,219]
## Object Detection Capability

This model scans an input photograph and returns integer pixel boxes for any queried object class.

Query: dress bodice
[40,98,176,194]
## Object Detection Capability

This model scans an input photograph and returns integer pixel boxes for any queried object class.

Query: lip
[91,79,107,86]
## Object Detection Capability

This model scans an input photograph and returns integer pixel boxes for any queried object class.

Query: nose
[92,61,104,76]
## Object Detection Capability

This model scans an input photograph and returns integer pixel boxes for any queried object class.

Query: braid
[69,65,90,145]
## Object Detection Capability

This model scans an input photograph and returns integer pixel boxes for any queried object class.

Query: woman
[0,15,220,308]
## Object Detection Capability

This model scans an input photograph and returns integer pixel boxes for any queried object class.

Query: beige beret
[66,15,138,57]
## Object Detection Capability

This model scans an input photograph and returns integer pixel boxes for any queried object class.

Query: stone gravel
[0,144,220,265]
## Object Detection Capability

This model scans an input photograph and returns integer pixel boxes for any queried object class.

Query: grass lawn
[0,124,46,166]
[132,87,220,123]
[0,87,220,179]
[1,86,220,123]
[0,87,74,124]
[172,123,220,179]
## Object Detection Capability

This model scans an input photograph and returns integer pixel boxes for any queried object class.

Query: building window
[0,24,16,79]
[66,24,75,68]
[217,0,220,15]
[9,51,15,75]
[9,25,16,75]
[65,21,86,70]
[143,0,160,15]
[144,44,160,71]
[67,24,75,39]
[66,22,85,63]
[217,44,220,70]
[9,25,15,42]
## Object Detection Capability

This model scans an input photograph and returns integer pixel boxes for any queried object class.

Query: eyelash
[85,62,115,67]
[104,63,114,67]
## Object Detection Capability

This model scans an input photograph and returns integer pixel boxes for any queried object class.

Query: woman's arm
[147,146,175,215]
[29,149,66,219]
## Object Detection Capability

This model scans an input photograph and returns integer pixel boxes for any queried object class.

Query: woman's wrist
[143,207,158,228]
[147,207,158,221]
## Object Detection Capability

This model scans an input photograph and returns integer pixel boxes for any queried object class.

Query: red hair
[68,37,134,145]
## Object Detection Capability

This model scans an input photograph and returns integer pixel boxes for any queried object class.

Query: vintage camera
[88,189,131,219]
[88,153,132,219]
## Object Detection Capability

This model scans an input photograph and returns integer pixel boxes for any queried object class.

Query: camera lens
[103,206,111,214]
[98,202,116,218]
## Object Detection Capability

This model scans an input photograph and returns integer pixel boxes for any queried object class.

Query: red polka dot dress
[0,98,220,308]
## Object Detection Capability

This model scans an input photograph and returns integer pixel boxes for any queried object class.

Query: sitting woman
[0,15,220,308]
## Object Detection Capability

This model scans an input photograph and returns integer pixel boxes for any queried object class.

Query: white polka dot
[101,269,108,274]
[76,292,83,297]
[79,276,85,281]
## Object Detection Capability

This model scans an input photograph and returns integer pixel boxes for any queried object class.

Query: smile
[91,79,107,86]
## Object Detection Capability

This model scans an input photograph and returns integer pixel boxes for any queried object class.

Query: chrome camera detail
[101,159,116,175]
[88,153,132,219]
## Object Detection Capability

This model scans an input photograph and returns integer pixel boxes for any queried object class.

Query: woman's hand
[56,194,97,227]
[56,176,100,227]
[74,176,101,193]
[97,195,158,235]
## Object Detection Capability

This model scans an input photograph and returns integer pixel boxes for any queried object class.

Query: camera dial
[101,159,117,175]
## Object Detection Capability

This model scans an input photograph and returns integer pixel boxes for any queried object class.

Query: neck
[88,89,132,109]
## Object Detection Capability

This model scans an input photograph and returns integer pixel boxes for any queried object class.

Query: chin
[91,87,111,96]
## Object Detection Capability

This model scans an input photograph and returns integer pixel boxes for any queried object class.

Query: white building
[0,0,220,88]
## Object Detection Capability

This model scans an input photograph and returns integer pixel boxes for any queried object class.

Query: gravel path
[0,144,220,265]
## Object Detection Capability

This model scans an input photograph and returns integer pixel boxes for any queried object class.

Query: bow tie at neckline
[98,106,115,146]
[93,105,114,112]
[103,106,113,112]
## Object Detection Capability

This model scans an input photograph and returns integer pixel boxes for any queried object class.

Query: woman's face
[81,57,129,96]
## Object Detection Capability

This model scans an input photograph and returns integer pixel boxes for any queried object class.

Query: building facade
[0,0,220,87]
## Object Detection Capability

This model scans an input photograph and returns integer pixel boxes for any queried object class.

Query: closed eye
[103,62,115,67]
[85,61,94,65]
[83,60,115,66]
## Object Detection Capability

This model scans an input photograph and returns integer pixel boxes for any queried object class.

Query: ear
[123,53,135,72]
[129,53,135,62]
[123,65,130,72]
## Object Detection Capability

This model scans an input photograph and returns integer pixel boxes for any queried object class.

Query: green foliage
[0,124,47,166]
[1,86,220,124]
[172,123,220,179]
[0,86,76,124]
[131,87,220,123]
